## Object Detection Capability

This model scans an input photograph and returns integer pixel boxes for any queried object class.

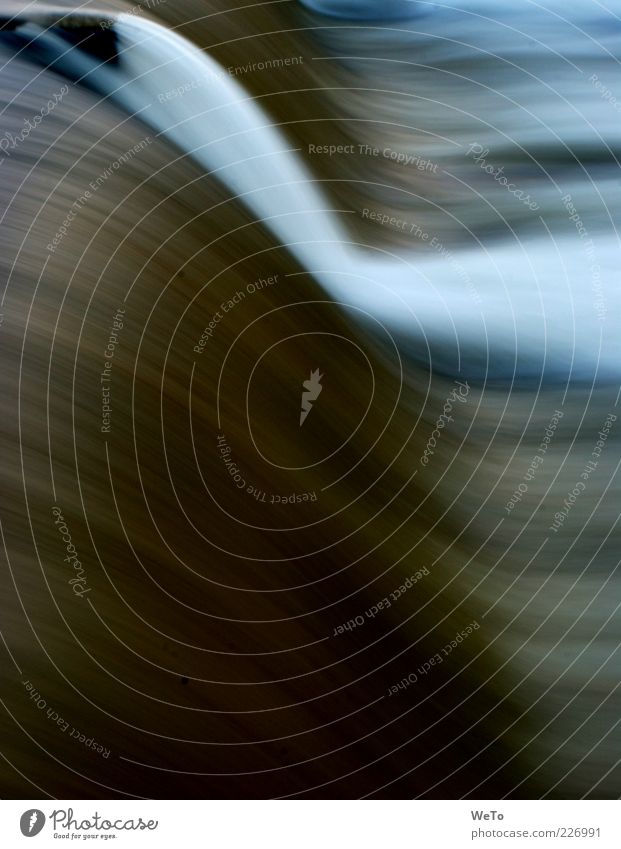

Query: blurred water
[5,1,620,382]
[298,0,423,19]
[1,0,620,800]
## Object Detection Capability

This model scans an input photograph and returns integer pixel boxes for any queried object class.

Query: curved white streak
[35,12,621,377]
[115,14,352,268]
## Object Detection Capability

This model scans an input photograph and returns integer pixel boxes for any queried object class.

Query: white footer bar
[1,800,619,848]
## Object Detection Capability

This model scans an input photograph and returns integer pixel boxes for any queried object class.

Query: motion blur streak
[0,0,619,799]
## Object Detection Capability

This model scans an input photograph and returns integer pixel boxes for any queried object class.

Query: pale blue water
[5,1,620,381]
